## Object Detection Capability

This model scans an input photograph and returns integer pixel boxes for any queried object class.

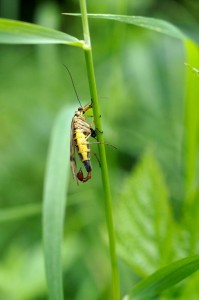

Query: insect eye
[78,107,83,111]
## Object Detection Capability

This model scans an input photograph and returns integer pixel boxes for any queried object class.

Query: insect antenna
[63,64,82,108]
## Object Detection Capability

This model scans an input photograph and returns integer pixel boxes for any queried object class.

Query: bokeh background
[0,0,199,299]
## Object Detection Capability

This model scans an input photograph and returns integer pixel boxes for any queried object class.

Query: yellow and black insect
[64,65,96,183]
[70,103,96,183]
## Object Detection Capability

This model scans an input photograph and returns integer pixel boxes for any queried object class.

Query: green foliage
[115,152,172,276]
[128,255,199,300]
[184,40,199,204]
[0,0,199,300]
[115,152,199,298]
[43,106,74,300]
[0,245,45,299]
[65,13,186,40]
[0,204,41,223]
[0,18,83,46]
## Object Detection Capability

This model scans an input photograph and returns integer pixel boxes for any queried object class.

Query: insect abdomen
[74,129,91,162]
[83,160,92,172]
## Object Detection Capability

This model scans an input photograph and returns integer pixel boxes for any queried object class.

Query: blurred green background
[0,0,199,299]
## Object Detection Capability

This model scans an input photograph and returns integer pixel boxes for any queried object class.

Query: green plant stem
[79,1,120,299]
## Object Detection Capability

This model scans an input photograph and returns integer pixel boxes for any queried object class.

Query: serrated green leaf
[127,255,199,300]
[0,18,83,46]
[43,106,74,300]
[63,13,186,40]
[115,152,172,276]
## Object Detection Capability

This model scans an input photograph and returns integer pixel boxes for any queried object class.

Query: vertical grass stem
[79,1,120,299]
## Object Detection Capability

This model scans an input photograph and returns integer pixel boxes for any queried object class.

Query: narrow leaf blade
[0,18,83,46]
[127,255,199,300]
[184,40,199,202]
[43,106,74,300]
[63,13,186,40]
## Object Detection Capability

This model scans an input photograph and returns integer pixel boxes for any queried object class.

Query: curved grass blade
[43,106,74,300]
[0,18,83,46]
[63,13,186,40]
[126,255,199,300]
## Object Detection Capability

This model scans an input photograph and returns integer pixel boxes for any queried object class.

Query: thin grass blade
[126,255,199,300]
[0,18,83,46]
[184,40,199,204]
[43,106,74,300]
[63,13,186,40]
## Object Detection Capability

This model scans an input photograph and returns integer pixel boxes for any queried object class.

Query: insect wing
[70,118,77,181]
